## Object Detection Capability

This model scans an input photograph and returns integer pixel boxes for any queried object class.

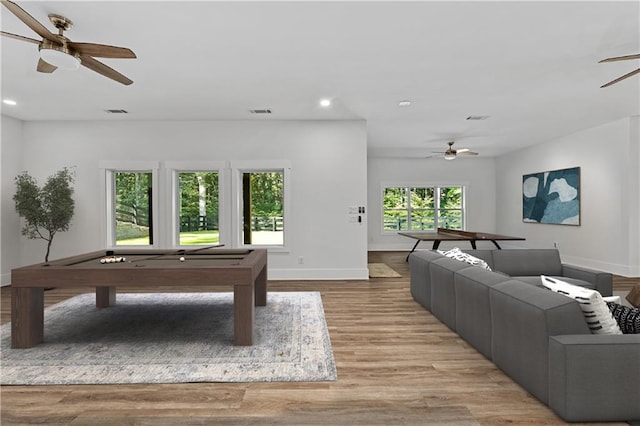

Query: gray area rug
[1,291,337,385]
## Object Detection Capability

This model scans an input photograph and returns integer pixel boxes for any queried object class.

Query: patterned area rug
[368,263,402,278]
[1,291,336,385]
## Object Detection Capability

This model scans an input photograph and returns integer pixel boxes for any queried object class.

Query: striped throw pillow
[438,248,492,271]
[541,275,622,335]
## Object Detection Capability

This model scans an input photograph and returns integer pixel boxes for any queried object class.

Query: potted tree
[13,167,75,263]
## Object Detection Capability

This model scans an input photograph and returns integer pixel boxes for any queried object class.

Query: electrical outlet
[298,256,304,264]
[553,242,559,249]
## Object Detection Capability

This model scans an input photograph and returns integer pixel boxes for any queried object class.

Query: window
[177,172,220,245]
[101,161,159,247]
[383,185,464,231]
[241,171,284,246]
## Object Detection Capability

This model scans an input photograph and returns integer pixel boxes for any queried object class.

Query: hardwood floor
[1,252,636,425]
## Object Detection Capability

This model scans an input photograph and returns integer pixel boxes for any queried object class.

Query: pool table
[10,248,267,348]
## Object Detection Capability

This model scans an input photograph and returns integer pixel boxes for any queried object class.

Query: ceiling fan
[427,141,479,160]
[599,53,640,88]
[0,0,136,85]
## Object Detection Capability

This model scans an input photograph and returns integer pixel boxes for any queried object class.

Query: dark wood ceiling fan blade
[1,0,58,43]
[79,54,133,85]
[36,58,57,73]
[1,30,40,44]
[600,67,640,88]
[69,42,136,58]
[599,54,640,63]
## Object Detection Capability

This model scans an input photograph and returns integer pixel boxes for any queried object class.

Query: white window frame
[381,183,466,234]
[165,161,229,248]
[230,160,292,252]
[100,160,160,249]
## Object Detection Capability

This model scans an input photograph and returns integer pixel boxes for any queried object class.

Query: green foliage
[179,172,219,218]
[13,167,75,262]
[248,172,283,217]
[116,172,151,223]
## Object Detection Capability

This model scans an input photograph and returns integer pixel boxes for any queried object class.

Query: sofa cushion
[408,250,444,310]
[438,247,492,270]
[454,267,511,359]
[541,276,621,335]
[429,257,474,331]
[490,280,590,404]
[606,302,640,334]
[492,249,562,276]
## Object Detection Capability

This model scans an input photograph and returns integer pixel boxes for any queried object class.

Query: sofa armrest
[561,264,612,296]
[548,334,640,422]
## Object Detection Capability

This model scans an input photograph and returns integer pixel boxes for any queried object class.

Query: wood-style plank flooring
[1,252,637,425]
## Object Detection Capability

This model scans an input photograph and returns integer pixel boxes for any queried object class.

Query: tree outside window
[242,171,284,246]
[115,171,152,245]
[178,172,219,245]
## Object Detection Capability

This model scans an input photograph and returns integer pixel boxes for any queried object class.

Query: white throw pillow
[438,247,492,271]
[541,275,622,335]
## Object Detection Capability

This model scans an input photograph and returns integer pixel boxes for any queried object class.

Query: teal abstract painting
[522,167,580,225]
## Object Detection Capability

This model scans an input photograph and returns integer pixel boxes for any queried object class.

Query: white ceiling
[1,1,639,158]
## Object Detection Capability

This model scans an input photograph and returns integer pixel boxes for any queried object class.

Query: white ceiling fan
[427,141,479,160]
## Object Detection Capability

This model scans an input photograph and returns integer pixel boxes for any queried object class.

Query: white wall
[3,119,368,281]
[367,157,497,251]
[1,115,23,285]
[495,117,640,276]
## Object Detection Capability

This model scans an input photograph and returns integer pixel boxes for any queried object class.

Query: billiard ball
[179,256,185,262]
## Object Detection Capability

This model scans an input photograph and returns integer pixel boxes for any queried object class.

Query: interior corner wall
[12,119,368,280]
[367,157,497,251]
[1,115,24,286]
[495,117,639,276]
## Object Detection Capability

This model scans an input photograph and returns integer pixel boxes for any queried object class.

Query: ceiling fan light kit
[443,151,456,160]
[39,43,80,70]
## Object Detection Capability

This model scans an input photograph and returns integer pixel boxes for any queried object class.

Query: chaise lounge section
[409,248,640,423]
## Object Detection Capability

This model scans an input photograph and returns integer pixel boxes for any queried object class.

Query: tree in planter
[13,167,75,262]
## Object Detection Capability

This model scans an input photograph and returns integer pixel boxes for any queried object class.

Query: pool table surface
[10,248,268,348]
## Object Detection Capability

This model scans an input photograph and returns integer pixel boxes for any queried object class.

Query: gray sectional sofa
[409,248,640,423]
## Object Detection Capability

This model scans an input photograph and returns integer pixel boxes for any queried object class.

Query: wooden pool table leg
[11,287,44,348]
[234,284,254,346]
[255,266,267,307]
[96,286,116,308]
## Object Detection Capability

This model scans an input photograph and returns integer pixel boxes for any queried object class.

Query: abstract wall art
[522,166,580,225]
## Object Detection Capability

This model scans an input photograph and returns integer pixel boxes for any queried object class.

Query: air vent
[466,115,489,121]
[250,109,272,114]
[105,109,128,114]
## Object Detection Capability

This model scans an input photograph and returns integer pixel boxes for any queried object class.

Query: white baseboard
[561,255,639,277]
[269,268,369,280]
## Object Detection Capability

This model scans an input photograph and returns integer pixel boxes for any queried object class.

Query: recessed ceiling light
[398,100,412,107]
[3,99,17,106]
[320,99,331,107]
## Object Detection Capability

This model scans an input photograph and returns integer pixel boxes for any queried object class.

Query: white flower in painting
[549,178,577,202]
[523,177,539,198]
